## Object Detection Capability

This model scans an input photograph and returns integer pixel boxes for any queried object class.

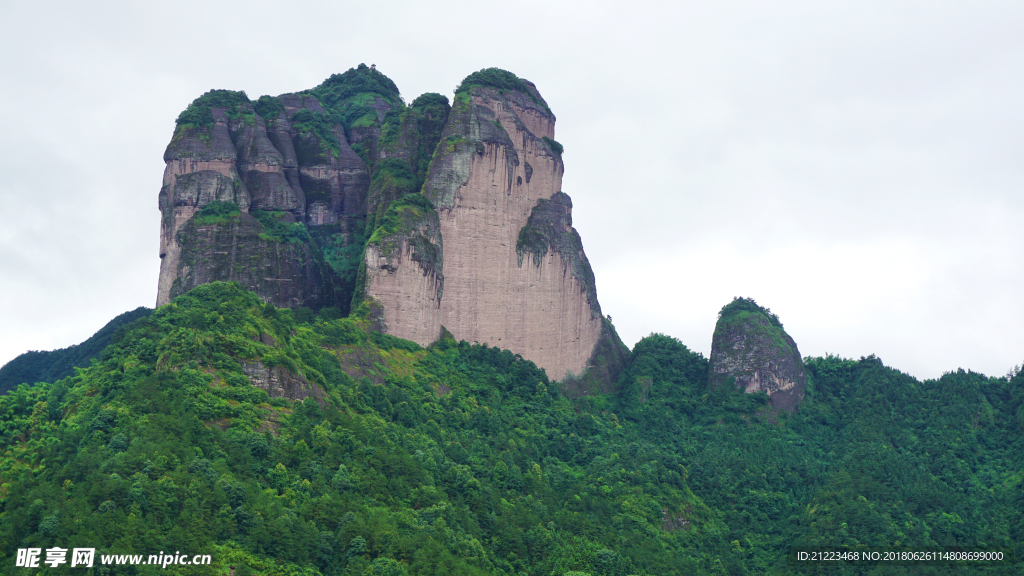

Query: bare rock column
[364,74,627,384]
[708,297,807,412]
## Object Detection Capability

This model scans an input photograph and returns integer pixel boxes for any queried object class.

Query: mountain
[3,64,1023,575]
[1,283,1021,575]
[156,65,627,389]
[0,306,152,395]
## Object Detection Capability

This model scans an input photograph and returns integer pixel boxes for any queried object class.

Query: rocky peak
[363,68,625,387]
[708,297,806,412]
[155,66,626,389]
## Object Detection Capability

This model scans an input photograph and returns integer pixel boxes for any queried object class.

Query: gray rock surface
[708,298,806,412]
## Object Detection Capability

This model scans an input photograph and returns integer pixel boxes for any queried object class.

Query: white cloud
[1,0,1022,380]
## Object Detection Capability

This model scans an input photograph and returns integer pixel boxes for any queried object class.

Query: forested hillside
[0,307,152,396]
[1,283,1021,575]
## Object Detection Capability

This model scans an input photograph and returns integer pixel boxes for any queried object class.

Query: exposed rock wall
[240,359,326,404]
[158,107,249,308]
[159,67,624,387]
[171,212,334,309]
[708,298,806,412]
[157,88,374,309]
[366,81,623,383]
[362,196,444,345]
[434,88,610,380]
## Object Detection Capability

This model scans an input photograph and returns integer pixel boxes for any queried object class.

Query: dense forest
[1,283,1021,574]
[0,307,152,396]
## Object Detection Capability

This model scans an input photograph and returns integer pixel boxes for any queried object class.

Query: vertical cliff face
[708,297,806,412]
[159,101,249,307]
[156,66,400,311]
[361,193,443,345]
[426,83,592,380]
[363,70,627,385]
[172,208,335,309]
[157,97,332,309]
[158,66,625,387]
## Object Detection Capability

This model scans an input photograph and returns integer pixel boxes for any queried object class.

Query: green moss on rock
[251,210,311,244]
[367,194,441,268]
[542,136,563,156]
[358,193,444,308]
[191,200,240,225]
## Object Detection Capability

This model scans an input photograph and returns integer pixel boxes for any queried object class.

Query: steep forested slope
[1,284,1021,575]
[0,307,152,395]
[0,284,722,576]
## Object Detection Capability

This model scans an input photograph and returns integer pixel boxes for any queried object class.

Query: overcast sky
[1,1,1022,380]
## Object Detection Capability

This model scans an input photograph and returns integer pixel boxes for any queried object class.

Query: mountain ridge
[1,282,1020,575]
[0,306,152,396]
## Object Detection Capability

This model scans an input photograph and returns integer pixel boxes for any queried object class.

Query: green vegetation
[378,94,450,198]
[364,193,440,279]
[409,93,449,110]
[192,200,241,226]
[611,335,1023,574]
[718,297,782,329]
[308,65,403,138]
[253,211,312,245]
[456,69,551,115]
[254,95,284,121]
[516,222,548,261]
[367,194,435,246]
[291,109,343,157]
[328,93,379,135]
[369,159,418,201]
[0,307,152,396]
[542,136,563,157]
[1,283,1022,574]
[311,64,401,109]
[311,219,368,318]
[451,90,472,114]
[319,226,367,294]
[0,283,721,575]
[176,90,252,128]
[457,68,529,94]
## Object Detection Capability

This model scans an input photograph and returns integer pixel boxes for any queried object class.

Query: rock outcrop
[157,66,627,388]
[362,71,627,384]
[240,360,326,405]
[156,71,392,311]
[708,297,806,412]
